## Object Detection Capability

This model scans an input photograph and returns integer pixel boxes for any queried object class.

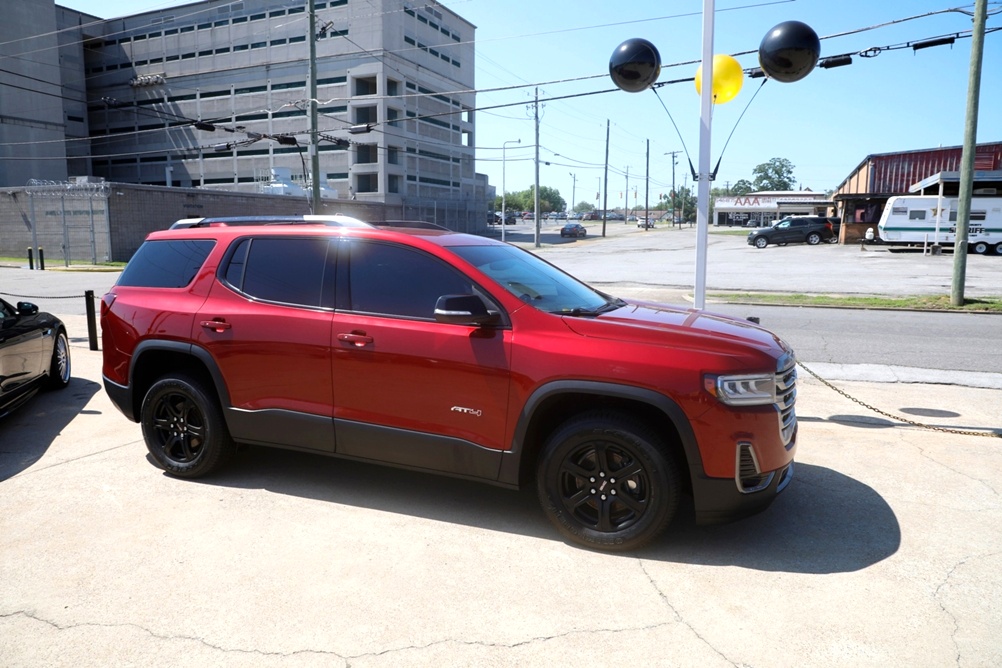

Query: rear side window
[222,237,333,308]
[118,239,215,288]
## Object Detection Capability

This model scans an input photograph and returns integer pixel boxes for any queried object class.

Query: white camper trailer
[877,195,1002,255]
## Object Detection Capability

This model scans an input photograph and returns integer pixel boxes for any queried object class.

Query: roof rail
[170,214,372,229]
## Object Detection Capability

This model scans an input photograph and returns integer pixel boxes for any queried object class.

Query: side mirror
[17,302,39,316]
[434,294,499,327]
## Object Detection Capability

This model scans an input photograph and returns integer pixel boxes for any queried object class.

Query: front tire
[46,330,71,390]
[754,236,768,249]
[537,412,680,551]
[807,232,822,245]
[141,374,234,478]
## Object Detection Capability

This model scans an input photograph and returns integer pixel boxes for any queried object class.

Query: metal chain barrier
[0,291,83,300]
[797,360,1001,439]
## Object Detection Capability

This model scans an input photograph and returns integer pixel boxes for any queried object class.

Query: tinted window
[345,241,472,318]
[225,237,332,307]
[118,239,215,288]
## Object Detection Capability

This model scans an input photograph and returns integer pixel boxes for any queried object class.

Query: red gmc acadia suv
[101,216,797,551]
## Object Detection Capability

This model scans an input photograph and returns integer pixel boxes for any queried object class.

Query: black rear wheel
[537,411,680,551]
[807,232,822,245]
[141,374,234,478]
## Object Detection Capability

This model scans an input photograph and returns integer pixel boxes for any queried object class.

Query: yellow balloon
[694,54,744,104]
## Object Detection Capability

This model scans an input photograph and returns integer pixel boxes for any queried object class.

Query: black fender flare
[124,339,232,421]
[497,380,705,487]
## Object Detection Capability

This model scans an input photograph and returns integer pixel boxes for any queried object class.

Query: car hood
[561,300,793,364]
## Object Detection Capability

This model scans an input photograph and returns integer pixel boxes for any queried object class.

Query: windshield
[451,244,619,315]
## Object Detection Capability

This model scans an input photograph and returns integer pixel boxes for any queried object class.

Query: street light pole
[502,139,521,242]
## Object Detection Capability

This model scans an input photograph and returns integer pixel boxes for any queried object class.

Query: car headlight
[704,373,776,406]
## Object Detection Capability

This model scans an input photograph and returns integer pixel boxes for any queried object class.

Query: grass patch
[0,256,125,269]
[711,292,1002,312]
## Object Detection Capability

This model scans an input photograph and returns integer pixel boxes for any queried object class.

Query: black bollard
[38,247,45,270]
[85,290,99,351]
[27,248,34,270]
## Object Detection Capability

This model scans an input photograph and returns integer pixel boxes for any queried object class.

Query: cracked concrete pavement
[1,310,1001,667]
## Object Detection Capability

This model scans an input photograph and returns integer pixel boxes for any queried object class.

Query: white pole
[694,0,715,310]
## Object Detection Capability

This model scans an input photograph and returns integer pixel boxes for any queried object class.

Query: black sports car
[0,297,71,418]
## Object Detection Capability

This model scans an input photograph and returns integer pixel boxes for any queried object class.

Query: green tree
[751,158,796,191]
[730,179,754,195]
[573,201,594,213]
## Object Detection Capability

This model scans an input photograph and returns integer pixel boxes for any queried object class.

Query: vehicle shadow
[194,448,898,574]
[0,377,101,481]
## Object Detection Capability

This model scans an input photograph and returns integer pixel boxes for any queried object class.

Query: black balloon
[758,21,820,83]
[609,38,661,93]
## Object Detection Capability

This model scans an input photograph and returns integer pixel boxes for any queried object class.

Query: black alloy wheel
[141,374,234,478]
[537,411,680,551]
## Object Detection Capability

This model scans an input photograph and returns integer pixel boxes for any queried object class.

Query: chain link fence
[7,180,113,267]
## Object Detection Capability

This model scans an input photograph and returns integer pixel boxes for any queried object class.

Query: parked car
[0,297,71,418]
[560,223,587,238]
[102,215,797,552]
[522,212,534,220]
[638,218,654,229]
[747,216,835,248]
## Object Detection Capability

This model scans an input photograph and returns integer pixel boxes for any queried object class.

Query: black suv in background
[747,216,837,248]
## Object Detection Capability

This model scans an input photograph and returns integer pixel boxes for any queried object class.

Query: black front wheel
[537,412,681,551]
[754,236,768,249]
[46,330,71,390]
[141,374,234,478]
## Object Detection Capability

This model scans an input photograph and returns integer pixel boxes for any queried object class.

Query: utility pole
[533,87,541,248]
[952,0,987,306]
[602,119,610,237]
[308,0,321,213]
[569,172,577,214]
[624,166,629,220]
[666,150,681,226]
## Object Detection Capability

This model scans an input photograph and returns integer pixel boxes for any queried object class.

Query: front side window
[222,237,332,307]
[343,241,473,319]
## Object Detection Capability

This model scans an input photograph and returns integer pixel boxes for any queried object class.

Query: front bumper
[691,459,794,525]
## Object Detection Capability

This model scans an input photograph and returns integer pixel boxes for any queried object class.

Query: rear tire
[141,374,234,478]
[971,241,989,255]
[994,242,1002,256]
[807,232,822,245]
[536,411,681,551]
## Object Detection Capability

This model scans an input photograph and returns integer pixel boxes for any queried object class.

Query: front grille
[776,362,797,446]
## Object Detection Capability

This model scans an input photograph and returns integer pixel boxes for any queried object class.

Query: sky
[51,0,1002,210]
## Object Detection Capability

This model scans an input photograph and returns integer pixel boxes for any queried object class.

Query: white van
[877,196,1002,255]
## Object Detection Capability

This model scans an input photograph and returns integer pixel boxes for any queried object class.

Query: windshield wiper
[563,299,625,317]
